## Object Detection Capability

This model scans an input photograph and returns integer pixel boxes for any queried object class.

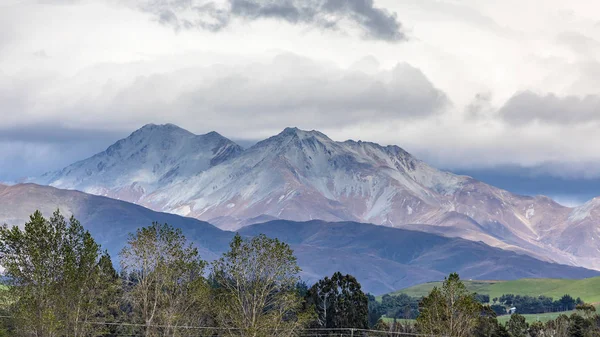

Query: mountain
[1,183,598,294]
[238,220,600,294]
[36,123,243,203]
[0,183,233,261]
[35,124,600,270]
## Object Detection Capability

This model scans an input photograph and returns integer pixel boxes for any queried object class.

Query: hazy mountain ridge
[34,124,600,270]
[1,183,598,294]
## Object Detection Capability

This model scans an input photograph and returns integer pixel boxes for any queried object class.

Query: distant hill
[239,220,600,294]
[0,183,234,261]
[385,277,600,303]
[2,184,599,295]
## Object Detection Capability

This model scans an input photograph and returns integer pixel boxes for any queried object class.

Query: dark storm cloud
[498,91,600,125]
[137,0,406,42]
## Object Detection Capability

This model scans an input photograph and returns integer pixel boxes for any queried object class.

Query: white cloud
[1,0,600,180]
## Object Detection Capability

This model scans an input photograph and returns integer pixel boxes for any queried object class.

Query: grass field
[381,277,600,304]
[496,311,576,324]
[380,312,572,325]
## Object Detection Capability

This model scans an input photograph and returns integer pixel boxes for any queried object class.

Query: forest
[0,210,598,337]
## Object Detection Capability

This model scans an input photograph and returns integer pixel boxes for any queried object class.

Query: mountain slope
[36,123,243,203]
[1,184,598,295]
[0,183,233,260]
[35,124,600,270]
[238,220,600,293]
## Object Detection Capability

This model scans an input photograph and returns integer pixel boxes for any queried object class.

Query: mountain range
[1,183,598,294]
[31,123,600,271]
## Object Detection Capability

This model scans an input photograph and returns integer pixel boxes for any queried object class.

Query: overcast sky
[2,0,600,204]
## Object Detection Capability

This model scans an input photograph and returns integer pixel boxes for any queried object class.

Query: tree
[568,313,591,337]
[211,233,308,337]
[0,210,119,336]
[506,314,528,337]
[546,314,571,337]
[368,294,384,328]
[379,293,420,320]
[528,321,544,337]
[491,304,507,316]
[416,273,483,337]
[559,295,576,311]
[120,222,210,337]
[473,306,500,337]
[576,303,597,319]
[305,272,369,329]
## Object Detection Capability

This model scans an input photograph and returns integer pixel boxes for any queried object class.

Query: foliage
[506,314,528,337]
[576,303,597,318]
[120,222,210,336]
[0,210,119,337]
[211,233,308,337]
[493,293,584,315]
[305,272,369,329]
[473,307,508,337]
[416,273,485,337]
[389,278,600,305]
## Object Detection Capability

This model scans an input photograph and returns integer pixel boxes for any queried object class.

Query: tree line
[0,210,370,336]
[377,274,600,337]
[367,293,491,324]
[1,210,599,337]
[490,294,584,315]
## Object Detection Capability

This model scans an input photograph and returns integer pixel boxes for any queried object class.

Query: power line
[0,315,446,337]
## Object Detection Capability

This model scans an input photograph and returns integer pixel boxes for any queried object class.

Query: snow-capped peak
[36,124,243,201]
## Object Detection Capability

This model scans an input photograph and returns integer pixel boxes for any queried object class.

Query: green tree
[576,303,597,319]
[0,210,119,336]
[568,313,591,337]
[305,272,369,329]
[506,314,528,337]
[547,314,571,337]
[529,321,545,337]
[211,233,308,337]
[473,306,501,337]
[120,222,210,337]
[368,294,384,328]
[416,273,483,337]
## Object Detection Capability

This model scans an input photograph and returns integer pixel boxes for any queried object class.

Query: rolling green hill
[383,277,600,303]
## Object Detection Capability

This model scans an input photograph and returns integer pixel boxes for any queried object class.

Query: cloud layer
[2,0,600,188]
[134,0,406,41]
[499,91,600,125]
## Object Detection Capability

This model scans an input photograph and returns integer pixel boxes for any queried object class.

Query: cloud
[466,92,493,119]
[498,91,600,125]
[0,53,448,179]
[1,53,446,132]
[133,0,406,42]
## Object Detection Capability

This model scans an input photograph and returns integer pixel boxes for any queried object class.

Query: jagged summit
[278,127,329,138]
[33,123,600,271]
[36,123,243,201]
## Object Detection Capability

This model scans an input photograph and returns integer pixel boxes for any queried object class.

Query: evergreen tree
[305,272,369,329]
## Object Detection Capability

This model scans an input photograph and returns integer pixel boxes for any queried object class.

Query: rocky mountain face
[35,124,600,270]
[37,123,243,203]
[1,183,598,294]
